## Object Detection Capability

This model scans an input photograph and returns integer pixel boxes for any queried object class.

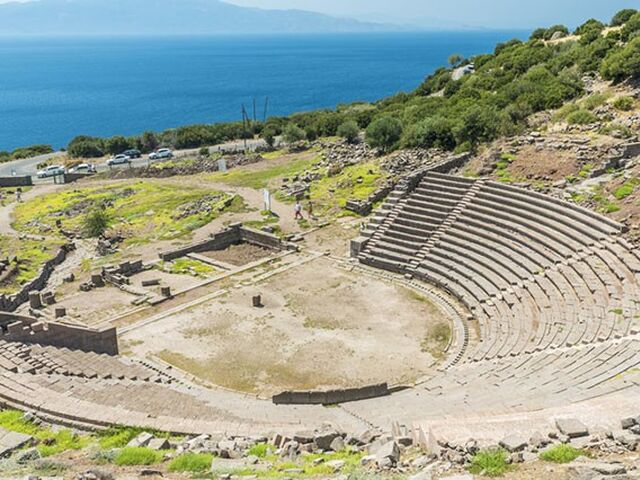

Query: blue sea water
[0,32,527,151]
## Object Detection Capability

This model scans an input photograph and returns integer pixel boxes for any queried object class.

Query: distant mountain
[0,0,397,35]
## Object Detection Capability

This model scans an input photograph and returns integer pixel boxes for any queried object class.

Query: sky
[225,0,639,29]
[0,0,637,29]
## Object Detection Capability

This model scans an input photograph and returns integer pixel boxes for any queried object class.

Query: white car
[149,148,174,160]
[69,163,97,174]
[36,165,66,178]
[107,154,131,166]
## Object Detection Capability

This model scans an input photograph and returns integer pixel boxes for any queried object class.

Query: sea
[0,31,528,151]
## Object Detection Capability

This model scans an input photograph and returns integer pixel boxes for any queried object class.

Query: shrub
[566,109,597,125]
[114,447,163,466]
[199,146,210,157]
[168,453,213,472]
[83,208,110,238]
[11,144,54,160]
[539,444,588,463]
[611,9,638,26]
[261,126,277,147]
[366,116,403,152]
[613,96,635,111]
[468,449,511,477]
[283,124,306,144]
[601,37,640,82]
[404,116,456,150]
[68,136,105,158]
[337,120,360,143]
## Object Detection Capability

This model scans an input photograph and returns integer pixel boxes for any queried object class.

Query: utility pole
[241,105,248,152]
[263,97,269,123]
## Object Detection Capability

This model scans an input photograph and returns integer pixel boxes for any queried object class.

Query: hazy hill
[0,0,394,35]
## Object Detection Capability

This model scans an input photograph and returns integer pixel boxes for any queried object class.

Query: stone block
[127,432,154,448]
[499,434,528,452]
[147,438,170,451]
[0,430,33,457]
[555,418,589,438]
[376,440,400,466]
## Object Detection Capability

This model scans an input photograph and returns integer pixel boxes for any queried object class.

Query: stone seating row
[358,173,640,364]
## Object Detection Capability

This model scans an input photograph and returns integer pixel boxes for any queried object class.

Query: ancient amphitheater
[1,165,639,443]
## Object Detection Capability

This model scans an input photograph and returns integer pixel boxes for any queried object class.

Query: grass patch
[613,96,635,111]
[114,447,164,466]
[12,181,236,246]
[613,178,640,200]
[207,155,319,190]
[421,322,452,359]
[160,258,214,277]
[304,160,387,217]
[0,410,88,457]
[0,236,66,295]
[97,427,149,449]
[469,449,511,477]
[566,109,598,125]
[539,444,588,464]
[168,452,213,473]
[494,155,515,183]
[247,443,271,458]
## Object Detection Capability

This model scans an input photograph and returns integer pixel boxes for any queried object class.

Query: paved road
[0,138,267,178]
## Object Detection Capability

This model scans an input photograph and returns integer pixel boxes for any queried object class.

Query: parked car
[36,165,66,178]
[107,154,131,166]
[123,149,142,159]
[69,163,97,174]
[148,148,174,160]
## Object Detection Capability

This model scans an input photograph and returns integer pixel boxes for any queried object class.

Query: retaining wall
[0,176,32,187]
[272,383,389,405]
[159,224,290,262]
[0,243,73,312]
[0,313,118,355]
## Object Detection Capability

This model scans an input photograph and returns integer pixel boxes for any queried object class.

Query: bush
[83,208,110,238]
[261,126,277,147]
[11,144,54,160]
[337,120,360,143]
[68,136,105,158]
[199,146,210,157]
[114,447,163,466]
[539,444,588,463]
[601,37,640,82]
[365,116,403,152]
[283,124,306,144]
[168,453,213,473]
[613,96,635,111]
[468,449,510,477]
[566,109,597,125]
[247,443,270,458]
[611,9,638,27]
[404,116,456,150]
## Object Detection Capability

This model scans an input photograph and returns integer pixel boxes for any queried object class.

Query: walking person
[306,200,315,220]
[294,200,304,220]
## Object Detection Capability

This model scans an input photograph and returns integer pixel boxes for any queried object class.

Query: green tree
[365,116,403,152]
[611,8,638,26]
[105,136,132,155]
[283,124,306,144]
[83,208,110,238]
[404,116,456,150]
[621,12,640,40]
[68,136,105,158]
[337,120,360,143]
[544,25,569,40]
[575,19,605,35]
[448,53,464,67]
[261,126,277,147]
[140,131,159,153]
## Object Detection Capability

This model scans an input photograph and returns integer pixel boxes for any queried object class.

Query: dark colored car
[123,149,142,159]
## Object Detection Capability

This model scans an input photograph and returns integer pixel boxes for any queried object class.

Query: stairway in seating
[358,172,475,273]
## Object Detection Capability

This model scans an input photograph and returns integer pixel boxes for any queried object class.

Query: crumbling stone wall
[0,313,118,355]
[159,224,291,262]
[0,243,73,312]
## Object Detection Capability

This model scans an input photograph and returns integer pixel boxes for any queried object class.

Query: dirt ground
[123,255,451,396]
[201,242,273,266]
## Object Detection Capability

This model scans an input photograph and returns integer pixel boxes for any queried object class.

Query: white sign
[217,158,227,172]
